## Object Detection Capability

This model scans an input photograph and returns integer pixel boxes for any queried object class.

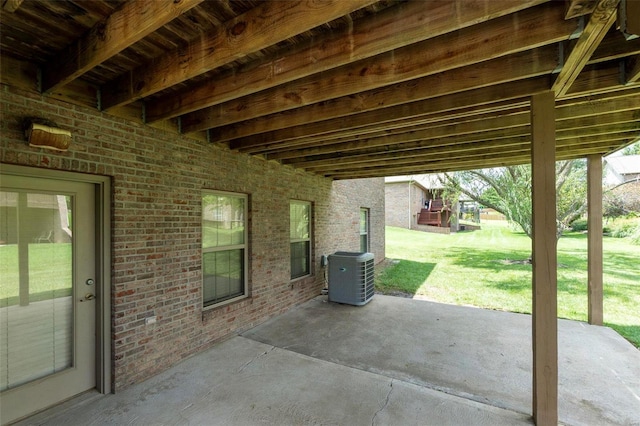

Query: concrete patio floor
[18,295,640,425]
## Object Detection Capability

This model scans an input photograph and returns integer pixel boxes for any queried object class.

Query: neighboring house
[604,155,640,185]
[385,175,457,233]
[0,192,71,244]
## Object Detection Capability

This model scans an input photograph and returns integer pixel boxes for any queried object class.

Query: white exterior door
[0,174,97,424]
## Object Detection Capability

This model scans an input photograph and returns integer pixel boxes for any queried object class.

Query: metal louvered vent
[328,251,375,306]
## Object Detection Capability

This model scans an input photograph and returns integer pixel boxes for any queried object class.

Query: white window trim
[202,190,249,310]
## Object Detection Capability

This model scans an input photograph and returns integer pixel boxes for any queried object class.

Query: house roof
[1,0,639,179]
[385,175,444,191]
[604,155,640,175]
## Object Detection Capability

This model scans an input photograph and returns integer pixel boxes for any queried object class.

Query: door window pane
[0,191,73,391]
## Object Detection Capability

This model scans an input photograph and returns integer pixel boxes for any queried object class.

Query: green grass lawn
[377,221,640,348]
[0,244,72,306]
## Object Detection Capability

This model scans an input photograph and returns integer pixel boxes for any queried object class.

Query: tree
[441,160,587,240]
[621,141,640,156]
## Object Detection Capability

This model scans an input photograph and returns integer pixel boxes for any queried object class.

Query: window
[202,191,247,308]
[290,201,311,279]
[360,208,369,253]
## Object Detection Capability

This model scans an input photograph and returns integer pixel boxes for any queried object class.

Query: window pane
[360,234,368,253]
[203,195,244,249]
[360,209,368,234]
[290,241,310,279]
[290,202,309,240]
[203,249,244,306]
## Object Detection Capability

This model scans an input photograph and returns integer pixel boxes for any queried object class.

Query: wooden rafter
[305,134,637,177]
[319,134,632,179]
[229,77,549,152]
[42,0,204,93]
[182,2,577,133]
[145,0,546,123]
[286,126,639,173]
[2,0,23,12]
[553,0,620,97]
[1,0,639,180]
[566,61,632,96]
[277,108,640,167]
[198,45,560,140]
[625,55,640,84]
[232,80,639,154]
[565,0,598,18]
[620,0,640,36]
[589,31,640,64]
[240,101,533,155]
[100,0,376,110]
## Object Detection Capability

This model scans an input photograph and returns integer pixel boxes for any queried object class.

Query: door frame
[1,163,112,396]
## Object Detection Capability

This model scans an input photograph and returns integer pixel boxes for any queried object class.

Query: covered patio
[2,0,640,423]
[21,295,640,425]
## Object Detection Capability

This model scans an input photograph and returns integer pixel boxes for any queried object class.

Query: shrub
[570,219,588,232]
[607,217,640,239]
[629,226,640,245]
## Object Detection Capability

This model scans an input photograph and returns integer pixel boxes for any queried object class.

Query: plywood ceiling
[1,0,638,179]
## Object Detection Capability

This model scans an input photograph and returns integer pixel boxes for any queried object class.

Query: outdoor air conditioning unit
[328,251,375,305]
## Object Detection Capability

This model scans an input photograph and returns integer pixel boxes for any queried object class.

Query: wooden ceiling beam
[305,133,635,173]
[284,112,533,163]
[231,77,547,153]
[2,0,23,13]
[250,103,530,156]
[239,101,528,155]
[565,61,638,97]
[230,43,639,150]
[289,123,639,171]
[145,0,546,123]
[206,45,560,142]
[324,153,534,179]
[285,115,639,169]
[311,144,534,172]
[625,55,640,84]
[301,137,534,171]
[565,0,598,18]
[182,2,577,134]
[268,94,640,160]
[589,30,640,64]
[321,136,632,179]
[41,0,204,93]
[100,0,376,111]
[282,128,533,165]
[552,0,619,97]
[238,84,639,154]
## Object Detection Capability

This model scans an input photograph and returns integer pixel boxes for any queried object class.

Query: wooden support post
[587,155,604,325]
[531,91,558,426]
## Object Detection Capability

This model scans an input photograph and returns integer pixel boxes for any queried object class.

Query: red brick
[1,83,385,392]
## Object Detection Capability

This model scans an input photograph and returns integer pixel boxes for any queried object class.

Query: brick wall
[410,184,427,225]
[385,181,430,229]
[322,178,385,259]
[384,182,410,228]
[0,84,385,390]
